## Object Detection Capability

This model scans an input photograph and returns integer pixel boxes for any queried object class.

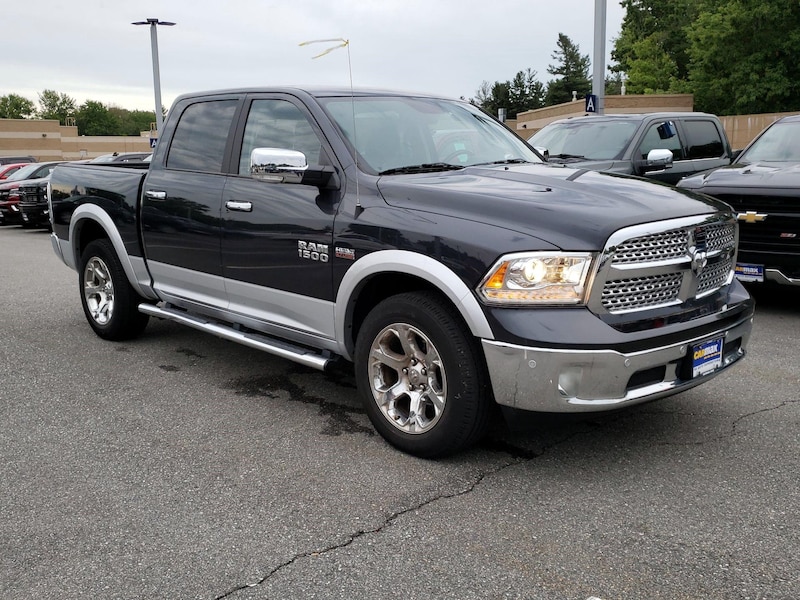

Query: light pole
[132,18,175,136]
[591,0,607,115]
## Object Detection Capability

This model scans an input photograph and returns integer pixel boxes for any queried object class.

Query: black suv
[529,113,734,185]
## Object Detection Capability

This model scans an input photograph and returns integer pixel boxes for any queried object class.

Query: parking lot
[1,225,798,600]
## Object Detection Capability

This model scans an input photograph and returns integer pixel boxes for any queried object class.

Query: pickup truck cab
[529,112,734,185]
[48,88,754,457]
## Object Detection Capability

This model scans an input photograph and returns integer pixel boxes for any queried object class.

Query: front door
[221,96,340,339]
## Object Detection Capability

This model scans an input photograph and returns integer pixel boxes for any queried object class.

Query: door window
[167,100,238,172]
[238,99,324,175]
[638,121,685,161]
[684,120,725,159]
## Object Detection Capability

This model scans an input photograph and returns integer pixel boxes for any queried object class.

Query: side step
[138,303,333,371]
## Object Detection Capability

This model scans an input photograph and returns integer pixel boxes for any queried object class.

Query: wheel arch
[69,205,158,300]
[334,250,494,361]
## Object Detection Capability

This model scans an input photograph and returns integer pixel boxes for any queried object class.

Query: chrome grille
[591,215,738,315]
[698,255,733,295]
[611,229,687,264]
[706,222,736,252]
[601,273,683,312]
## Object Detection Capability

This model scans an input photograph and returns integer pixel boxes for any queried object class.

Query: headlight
[478,252,594,305]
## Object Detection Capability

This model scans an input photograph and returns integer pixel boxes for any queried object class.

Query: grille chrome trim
[589,215,738,315]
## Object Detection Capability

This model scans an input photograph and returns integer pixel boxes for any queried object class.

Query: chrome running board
[138,303,333,371]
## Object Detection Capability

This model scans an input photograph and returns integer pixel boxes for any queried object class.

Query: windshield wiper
[378,163,465,175]
[549,153,587,160]
[486,158,531,165]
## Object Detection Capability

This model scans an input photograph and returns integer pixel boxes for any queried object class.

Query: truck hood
[377,163,726,250]
[679,161,800,193]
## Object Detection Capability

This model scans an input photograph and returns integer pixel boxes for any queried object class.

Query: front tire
[354,291,490,458]
[79,239,149,340]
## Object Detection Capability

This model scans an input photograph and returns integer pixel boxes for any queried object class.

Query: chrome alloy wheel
[83,256,115,325]
[368,322,447,434]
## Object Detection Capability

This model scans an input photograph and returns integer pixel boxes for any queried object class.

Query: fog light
[558,367,583,398]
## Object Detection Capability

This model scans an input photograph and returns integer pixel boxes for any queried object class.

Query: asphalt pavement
[1,225,798,600]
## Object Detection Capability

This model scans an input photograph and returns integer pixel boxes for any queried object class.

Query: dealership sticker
[692,337,723,378]
[735,262,764,282]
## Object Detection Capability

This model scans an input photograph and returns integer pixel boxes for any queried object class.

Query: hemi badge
[737,211,767,223]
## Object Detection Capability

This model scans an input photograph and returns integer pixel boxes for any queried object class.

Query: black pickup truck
[528,112,734,185]
[48,87,754,457]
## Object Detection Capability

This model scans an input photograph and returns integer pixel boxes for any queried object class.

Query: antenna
[299,38,361,211]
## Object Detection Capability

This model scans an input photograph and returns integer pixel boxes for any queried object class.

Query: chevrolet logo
[737,211,767,224]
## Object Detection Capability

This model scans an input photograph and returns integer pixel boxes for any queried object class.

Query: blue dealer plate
[692,337,724,378]
[735,262,764,282]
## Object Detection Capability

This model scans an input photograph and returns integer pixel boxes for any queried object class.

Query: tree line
[611,0,800,116]
[0,89,159,136]
[477,0,800,119]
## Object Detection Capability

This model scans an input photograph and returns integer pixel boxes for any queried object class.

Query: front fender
[334,249,493,360]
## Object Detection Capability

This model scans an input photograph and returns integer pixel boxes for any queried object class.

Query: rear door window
[684,120,725,159]
[167,100,238,172]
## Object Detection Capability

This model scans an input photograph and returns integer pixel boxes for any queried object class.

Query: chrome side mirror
[646,148,674,170]
[250,148,307,184]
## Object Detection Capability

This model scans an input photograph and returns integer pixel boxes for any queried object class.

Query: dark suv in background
[528,112,734,185]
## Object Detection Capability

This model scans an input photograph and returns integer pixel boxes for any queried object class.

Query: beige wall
[719,112,800,150]
[0,118,152,162]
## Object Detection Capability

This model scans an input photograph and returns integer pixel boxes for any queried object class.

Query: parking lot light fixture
[132,18,176,136]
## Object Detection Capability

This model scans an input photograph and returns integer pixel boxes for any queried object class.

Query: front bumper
[482,306,753,413]
[0,203,22,224]
[737,249,800,286]
[19,204,49,227]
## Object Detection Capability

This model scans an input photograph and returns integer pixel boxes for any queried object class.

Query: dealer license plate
[692,337,724,378]
[735,262,764,282]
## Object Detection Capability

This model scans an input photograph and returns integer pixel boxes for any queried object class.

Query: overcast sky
[5,0,625,113]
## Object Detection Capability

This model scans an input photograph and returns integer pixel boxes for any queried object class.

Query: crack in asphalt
[209,361,794,598]
[213,458,518,599]
[212,426,598,599]
[649,398,800,447]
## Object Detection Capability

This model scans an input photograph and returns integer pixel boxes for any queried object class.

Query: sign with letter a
[585,94,597,113]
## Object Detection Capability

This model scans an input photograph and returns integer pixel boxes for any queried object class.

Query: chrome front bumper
[482,312,753,413]
[765,268,800,286]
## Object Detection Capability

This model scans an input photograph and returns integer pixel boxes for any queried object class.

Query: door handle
[225,200,253,212]
[144,190,166,200]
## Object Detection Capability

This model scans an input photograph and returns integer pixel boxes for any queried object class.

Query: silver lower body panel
[482,313,753,413]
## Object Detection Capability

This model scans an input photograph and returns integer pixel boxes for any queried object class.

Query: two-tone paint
[49,87,754,413]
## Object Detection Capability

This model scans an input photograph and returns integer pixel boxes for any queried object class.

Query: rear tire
[354,291,490,458]
[79,239,149,340]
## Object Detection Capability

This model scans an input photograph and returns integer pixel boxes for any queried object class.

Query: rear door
[220,94,341,339]
[141,95,242,308]
[679,117,731,174]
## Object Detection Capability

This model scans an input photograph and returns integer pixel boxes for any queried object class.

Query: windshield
[5,163,42,181]
[529,120,638,161]
[737,120,800,164]
[319,96,541,174]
